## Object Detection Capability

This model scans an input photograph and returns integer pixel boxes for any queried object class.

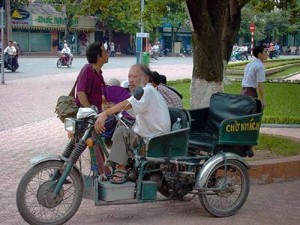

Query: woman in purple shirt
[75,42,109,110]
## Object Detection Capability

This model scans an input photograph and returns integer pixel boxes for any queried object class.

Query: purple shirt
[75,64,105,110]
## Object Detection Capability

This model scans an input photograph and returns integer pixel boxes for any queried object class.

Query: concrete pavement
[0,60,299,225]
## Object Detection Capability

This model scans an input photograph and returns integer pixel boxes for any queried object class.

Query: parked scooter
[0,53,19,72]
[57,53,72,68]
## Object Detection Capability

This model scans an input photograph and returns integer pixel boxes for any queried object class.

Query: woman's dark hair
[151,71,162,85]
[86,42,103,63]
[160,74,167,85]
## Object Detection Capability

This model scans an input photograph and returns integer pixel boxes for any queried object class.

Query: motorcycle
[230,50,247,61]
[0,53,19,72]
[16,89,263,225]
[57,53,72,68]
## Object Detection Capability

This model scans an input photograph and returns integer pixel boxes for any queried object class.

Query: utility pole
[1,5,5,84]
[5,0,11,46]
[137,0,145,64]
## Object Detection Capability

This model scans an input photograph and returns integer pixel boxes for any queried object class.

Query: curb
[248,154,300,184]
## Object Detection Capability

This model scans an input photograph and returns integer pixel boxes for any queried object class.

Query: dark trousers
[241,87,257,98]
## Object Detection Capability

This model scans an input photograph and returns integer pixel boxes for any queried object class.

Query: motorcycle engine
[148,163,194,199]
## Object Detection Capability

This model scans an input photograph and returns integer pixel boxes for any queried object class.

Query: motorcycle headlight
[65,118,76,133]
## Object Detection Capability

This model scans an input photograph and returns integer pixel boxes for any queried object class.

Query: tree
[37,0,86,41]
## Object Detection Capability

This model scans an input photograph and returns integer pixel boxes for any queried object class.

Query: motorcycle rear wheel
[57,59,62,68]
[199,160,249,217]
[16,160,83,225]
[67,60,72,68]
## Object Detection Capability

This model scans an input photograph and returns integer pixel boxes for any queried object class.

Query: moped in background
[0,53,19,72]
[57,53,72,68]
[16,88,263,225]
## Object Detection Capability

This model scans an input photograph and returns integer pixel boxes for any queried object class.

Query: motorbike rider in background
[61,43,73,64]
[4,40,17,68]
[151,42,160,60]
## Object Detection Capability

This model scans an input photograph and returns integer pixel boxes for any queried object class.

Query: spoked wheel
[57,59,62,68]
[16,161,83,225]
[199,160,250,217]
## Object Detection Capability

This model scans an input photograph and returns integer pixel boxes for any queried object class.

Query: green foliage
[11,0,30,9]
[239,3,299,42]
[255,133,300,156]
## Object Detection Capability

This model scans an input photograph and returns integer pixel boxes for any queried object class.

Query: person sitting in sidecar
[95,64,171,184]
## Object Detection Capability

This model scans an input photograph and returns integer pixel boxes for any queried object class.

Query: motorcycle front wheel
[199,160,250,217]
[57,59,62,68]
[16,160,83,225]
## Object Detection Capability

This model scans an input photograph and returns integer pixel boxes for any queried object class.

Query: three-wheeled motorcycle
[16,90,263,225]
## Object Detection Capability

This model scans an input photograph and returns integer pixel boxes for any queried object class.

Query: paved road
[2,56,193,81]
[0,58,299,225]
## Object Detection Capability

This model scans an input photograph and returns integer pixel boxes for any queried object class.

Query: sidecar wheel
[16,160,83,225]
[199,160,250,217]
[57,59,62,68]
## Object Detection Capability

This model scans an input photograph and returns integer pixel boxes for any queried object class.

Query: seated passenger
[95,64,171,184]
[151,71,183,109]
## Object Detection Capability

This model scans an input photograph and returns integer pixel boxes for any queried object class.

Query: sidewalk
[0,64,299,225]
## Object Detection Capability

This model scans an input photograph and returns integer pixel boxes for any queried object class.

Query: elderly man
[95,64,171,183]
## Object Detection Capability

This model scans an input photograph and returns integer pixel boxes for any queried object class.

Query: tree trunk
[186,0,243,108]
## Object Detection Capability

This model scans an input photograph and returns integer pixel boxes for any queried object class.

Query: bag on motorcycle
[55,74,80,122]
[54,96,79,122]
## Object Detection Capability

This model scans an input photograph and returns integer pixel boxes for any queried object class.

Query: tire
[57,59,62,68]
[16,160,83,225]
[199,160,250,217]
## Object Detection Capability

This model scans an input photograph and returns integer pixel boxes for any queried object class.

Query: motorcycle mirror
[133,87,144,100]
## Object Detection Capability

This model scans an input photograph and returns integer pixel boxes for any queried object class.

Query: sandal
[110,169,128,184]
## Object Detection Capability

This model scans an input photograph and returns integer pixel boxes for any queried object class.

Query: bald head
[128,64,152,92]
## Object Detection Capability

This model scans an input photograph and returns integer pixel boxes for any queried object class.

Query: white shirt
[152,45,159,52]
[104,42,108,50]
[61,47,71,54]
[4,46,16,55]
[129,83,171,139]
[242,58,265,88]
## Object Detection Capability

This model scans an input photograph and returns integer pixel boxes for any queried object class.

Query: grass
[267,66,300,78]
[255,133,300,156]
[170,80,300,156]
[226,58,300,77]
[168,61,300,156]
[224,82,300,124]
[170,80,300,124]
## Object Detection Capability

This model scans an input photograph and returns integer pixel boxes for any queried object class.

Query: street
[2,53,299,82]
[2,55,194,81]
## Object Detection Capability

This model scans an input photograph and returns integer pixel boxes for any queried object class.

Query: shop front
[10,5,95,55]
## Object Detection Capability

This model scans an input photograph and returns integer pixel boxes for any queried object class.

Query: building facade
[10,3,96,55]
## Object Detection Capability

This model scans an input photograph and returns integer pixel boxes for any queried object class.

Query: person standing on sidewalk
[75,42,109,111]
[109,42,115,57]
[240,45,268,106]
